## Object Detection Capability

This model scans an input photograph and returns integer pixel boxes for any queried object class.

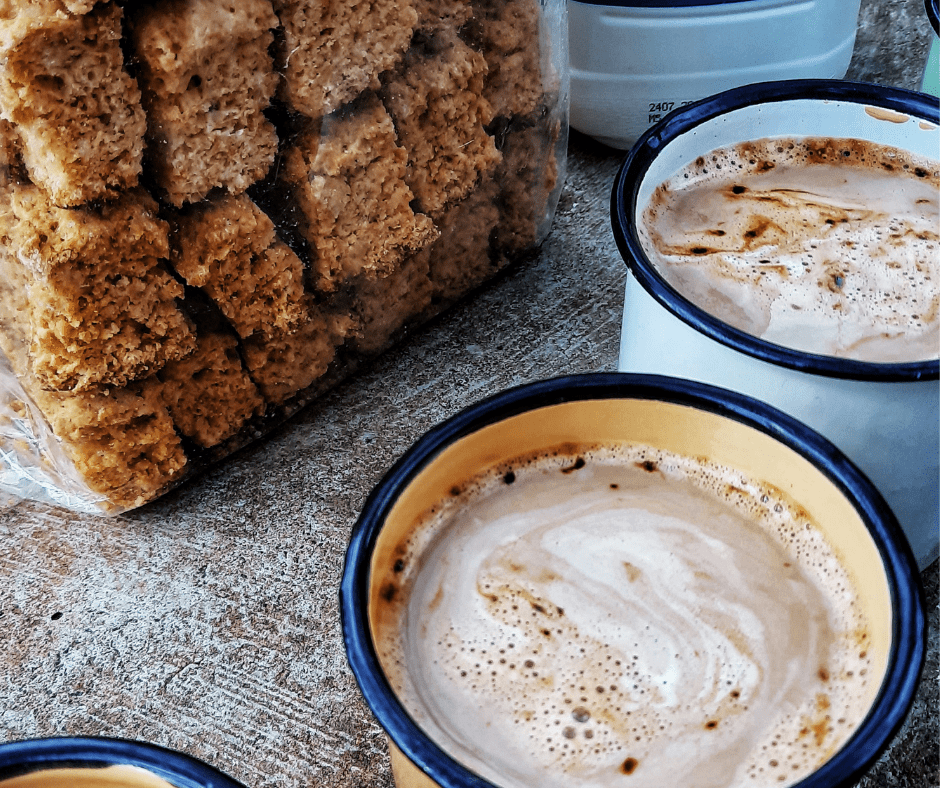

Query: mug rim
[610,78,940,383]
[340,372,927,788]
[0,736,245,788]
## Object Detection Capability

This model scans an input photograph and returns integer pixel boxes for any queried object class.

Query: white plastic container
[611,80,939,569]
[570,0,862,149]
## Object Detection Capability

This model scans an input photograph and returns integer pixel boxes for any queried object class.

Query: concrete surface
[0,0,937,786]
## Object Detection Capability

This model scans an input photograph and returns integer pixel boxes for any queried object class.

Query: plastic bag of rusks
[0,0,568,513]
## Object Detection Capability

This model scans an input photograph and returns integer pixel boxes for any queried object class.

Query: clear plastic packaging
[0,0,568,513]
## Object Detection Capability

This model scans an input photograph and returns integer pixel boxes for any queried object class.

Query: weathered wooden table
[1,1,936,786]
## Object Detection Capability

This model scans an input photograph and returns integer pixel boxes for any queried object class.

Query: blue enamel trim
[340,373,927,788]
[927,0,939,37]
[0,737,245,788]
[610,79,940,383]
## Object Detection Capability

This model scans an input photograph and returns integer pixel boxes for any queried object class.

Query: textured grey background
[0,1,937,786]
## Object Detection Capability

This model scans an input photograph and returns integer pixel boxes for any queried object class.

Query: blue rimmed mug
[341,373,926,788]
[0,736,244,788]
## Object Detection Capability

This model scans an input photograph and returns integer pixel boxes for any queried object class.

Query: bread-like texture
[0,280,189,511]
[414,0,473,34]
[0,0,560,512]
[493,117,561,259]
[381,30,501,219]
[272,0,417,119]
[0,1,146,207]
[158,329,263,448]
[0,184,196,392]
[169,193,307,339]
[129,0,279,207]
[60,0,96,12]
[242,302,355,405]
[467,0,544,119]
[350,252,433,355]
[27,378,188,509]
[0,1,101,23]
[425,177,501,303]
[0,118,26,190]
[0,194,187,508]
[281,94,438,291]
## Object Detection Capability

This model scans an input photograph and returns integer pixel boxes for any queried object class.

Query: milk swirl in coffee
[374,446,874,788]
[639,137,939,363]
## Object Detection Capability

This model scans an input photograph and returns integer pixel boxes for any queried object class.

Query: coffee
[374,444,874,788]
[639,137,939,363]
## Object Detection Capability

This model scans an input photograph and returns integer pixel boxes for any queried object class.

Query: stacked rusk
[0,0,562,509]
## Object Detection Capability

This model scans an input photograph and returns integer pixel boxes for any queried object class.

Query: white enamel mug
[611,80,939,569]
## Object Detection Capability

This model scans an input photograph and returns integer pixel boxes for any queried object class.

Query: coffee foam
[375,446,874,788]
[640,137,940,363]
